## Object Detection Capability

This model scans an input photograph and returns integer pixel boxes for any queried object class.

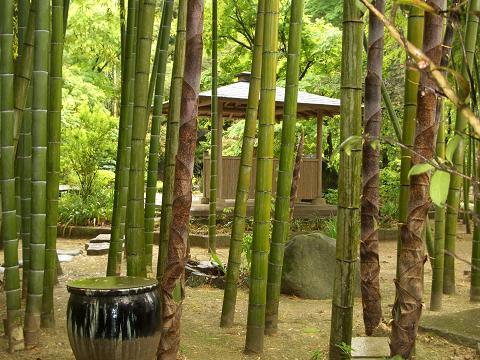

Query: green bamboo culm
[220,0,265,328]
[208,0,219,255]
[16,0,33,299]
[472,147,480,301]
[431,100,446,310]
[156,0,188,280]
[107,0,137,276]
[144,0,174,275]
[396,6,424,276]
[264,0,304,336]
[1,0,24,351]
[42,0,64,328]
[125,0,157,277]
[444,0,480,295]
[429,4,454,310]
[14,0,32,243]
[464,136,472,233]
[13,0,36,153]
[328,0,363,356]
[21,85,33,299]
[25,0,50,348]
[244,0,279,353]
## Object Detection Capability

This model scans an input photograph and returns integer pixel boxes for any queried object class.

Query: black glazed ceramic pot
[66,276,161,360]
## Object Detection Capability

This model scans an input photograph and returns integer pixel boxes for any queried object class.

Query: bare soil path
[0,227,478,359]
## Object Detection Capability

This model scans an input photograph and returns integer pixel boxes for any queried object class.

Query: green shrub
[58,175,114,226]
[320,217,337,239]
[324,188,338,205]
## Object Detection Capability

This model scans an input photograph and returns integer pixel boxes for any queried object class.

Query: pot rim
[66,276,159,296]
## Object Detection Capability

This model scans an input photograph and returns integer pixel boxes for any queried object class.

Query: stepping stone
[90,233,111,243]
[86,242,110,256]
[421,308,480,348]
[58,254,74,263]
[351,337,390,359]
[57,248,82,257]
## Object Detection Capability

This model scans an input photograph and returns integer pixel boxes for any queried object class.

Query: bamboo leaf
[338,135,362,156]
[408,163,435,177]
[430,170,451,207]
[445,134,462,163]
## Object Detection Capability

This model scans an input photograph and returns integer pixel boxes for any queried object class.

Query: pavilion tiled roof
[164,72,341,119]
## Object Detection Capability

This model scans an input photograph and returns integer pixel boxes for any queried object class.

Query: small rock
[86,242,110,256]
[57,248,82,257]
[58,254,74,263]
[90,233,111,243]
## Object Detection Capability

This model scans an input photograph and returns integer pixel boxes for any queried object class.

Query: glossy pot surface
[66,276,161,360]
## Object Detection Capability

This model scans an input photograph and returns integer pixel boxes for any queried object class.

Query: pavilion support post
[216,101,225,206]
[312,111,325,205]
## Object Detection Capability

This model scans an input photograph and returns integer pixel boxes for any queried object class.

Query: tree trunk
[156,0,188,281]
[444,0,480,295]
[390,0,444,356]
[360,0,384,336]
[125,0,157,277]
[220,0,264,328]
[397,7,424,277]
[328,0,362,356]
[144,0,174,274]
[244,0,279,354]
[107,0,138,276]
[1,0,24,351]
[158,1,204,358]
[264,0,304,335]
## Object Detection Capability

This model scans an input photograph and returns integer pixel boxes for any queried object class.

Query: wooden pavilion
[163,72,341,216]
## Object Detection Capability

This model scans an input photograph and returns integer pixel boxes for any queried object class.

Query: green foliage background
[58,0,412,226]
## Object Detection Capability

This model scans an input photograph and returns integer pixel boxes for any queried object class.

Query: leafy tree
[61,103,117,199]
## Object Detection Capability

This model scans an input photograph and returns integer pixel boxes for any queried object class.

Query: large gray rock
[281,232,360,300]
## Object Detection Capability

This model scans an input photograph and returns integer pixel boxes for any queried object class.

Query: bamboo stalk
[472,146,480,301]
[360,0,385,336]
[12,0,36,152]
[431,99,446,310]
[444,0,480,295]
[328,0,363,356]
[244,0,279,353]
[42,0,64,328]
[1,0,24,351]
[430,9,456,312]
[144,0,174,274]
[208,0,219,255]
[20,84,33,299]
[220,0,265,328]
[25,0,50,347]
[125,0,157,277]
[396,6,424,277]
[264,0,304,335]
[107,0,138,276]
[156,0,188,280]
[158,1,204,357]
[390,0,445,355]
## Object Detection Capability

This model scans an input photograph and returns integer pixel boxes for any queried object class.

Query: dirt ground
[0,226,479,360]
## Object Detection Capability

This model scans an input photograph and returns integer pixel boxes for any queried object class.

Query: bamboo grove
[2,0,480,359]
